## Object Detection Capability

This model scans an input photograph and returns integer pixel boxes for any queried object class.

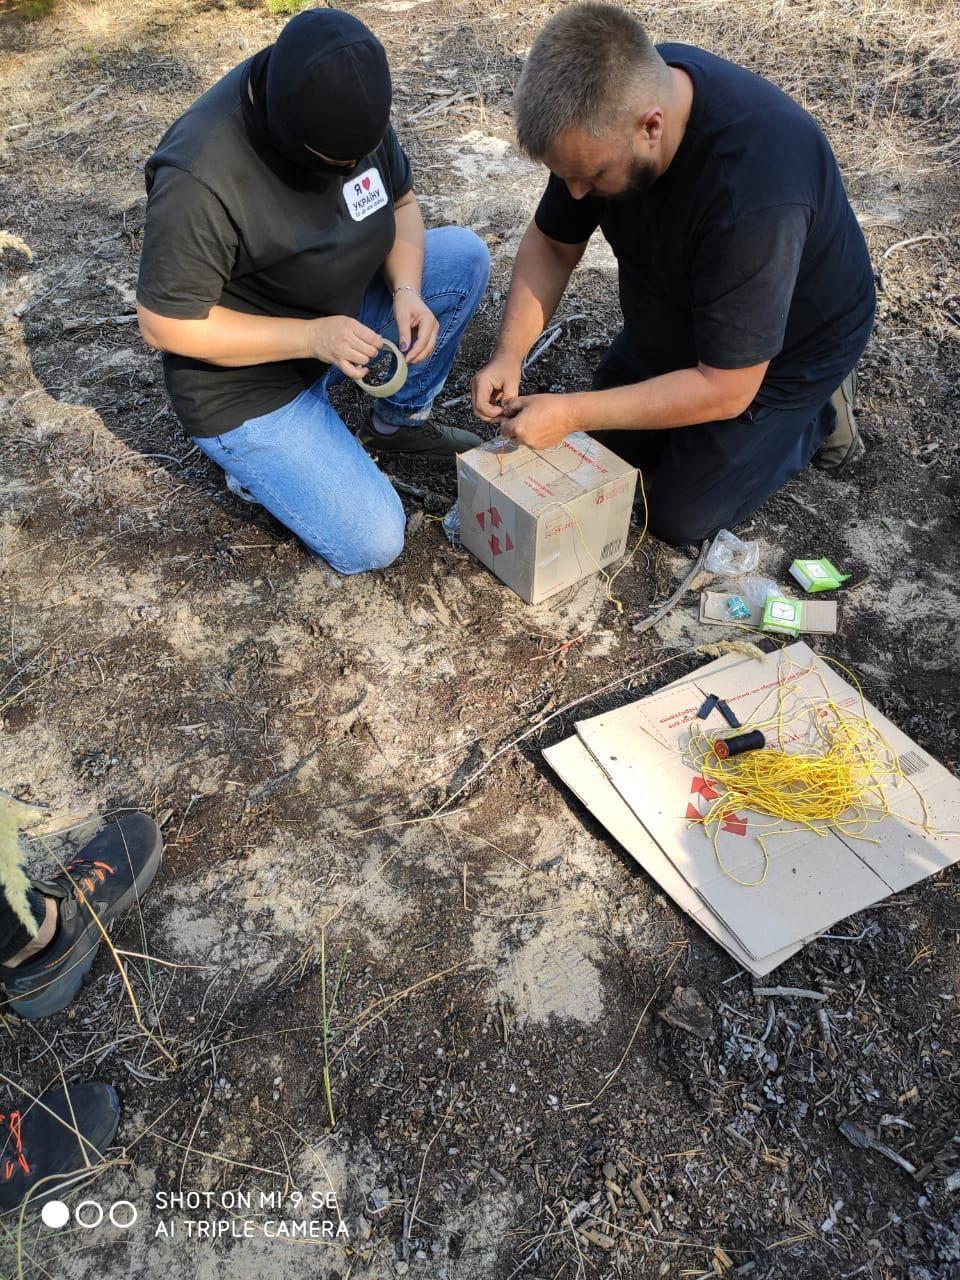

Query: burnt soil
[0,2,958,1278]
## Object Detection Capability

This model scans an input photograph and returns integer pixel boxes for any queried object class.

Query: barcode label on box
[601,538,622,560]
[897,750,928,777]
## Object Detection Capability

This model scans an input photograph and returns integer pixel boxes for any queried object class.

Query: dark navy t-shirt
[534,43,876,410]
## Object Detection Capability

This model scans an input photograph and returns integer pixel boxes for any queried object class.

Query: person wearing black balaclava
[136,8,489,573]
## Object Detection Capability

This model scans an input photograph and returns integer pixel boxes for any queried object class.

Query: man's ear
[637,107,664,148]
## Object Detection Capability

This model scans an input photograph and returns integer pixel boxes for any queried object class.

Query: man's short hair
[515,3,668,159]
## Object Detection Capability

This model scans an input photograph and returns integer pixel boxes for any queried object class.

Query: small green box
[789,558,849,593]
[760,595,803,636]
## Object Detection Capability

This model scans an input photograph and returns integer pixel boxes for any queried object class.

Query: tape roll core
[357,338,408,399]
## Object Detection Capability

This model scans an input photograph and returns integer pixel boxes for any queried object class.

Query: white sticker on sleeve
[344,168,389,221]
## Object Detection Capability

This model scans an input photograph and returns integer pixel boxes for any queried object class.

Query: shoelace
[0,1112,31,1180]
[65,859,113,899]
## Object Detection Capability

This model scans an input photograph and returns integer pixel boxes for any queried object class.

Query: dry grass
[0,1,957,1277]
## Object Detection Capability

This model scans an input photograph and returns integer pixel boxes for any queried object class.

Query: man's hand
[309,316,383,380]
[499,392,582,450]
[393,289,438,364]
[472,354,523,422]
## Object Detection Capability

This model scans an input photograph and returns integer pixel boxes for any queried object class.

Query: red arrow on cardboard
[722,816,748,837]
[690,776,720,802]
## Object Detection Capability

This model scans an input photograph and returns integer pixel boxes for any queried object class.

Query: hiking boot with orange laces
[0,1082,120,1213]
[0,813,162,1020]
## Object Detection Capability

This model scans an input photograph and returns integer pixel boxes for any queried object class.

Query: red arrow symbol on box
[690,776,720,801]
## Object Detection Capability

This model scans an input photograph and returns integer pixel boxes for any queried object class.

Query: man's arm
[472,219,586,421]
[495,199,806,450]
[499,359,768,449]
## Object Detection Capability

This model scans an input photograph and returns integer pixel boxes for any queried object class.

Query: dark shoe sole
[8,819,163,1021]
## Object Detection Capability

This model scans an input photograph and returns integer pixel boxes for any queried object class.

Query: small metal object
[726,594,752,620]
[357,337,408,399]
[697,694,719,720]
[713,729,766,760]
[716,699,741,729]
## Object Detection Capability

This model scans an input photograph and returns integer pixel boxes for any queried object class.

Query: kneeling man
[473,3,875,545]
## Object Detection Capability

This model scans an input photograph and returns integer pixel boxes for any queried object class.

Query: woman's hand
[393,289,438,364]
[472,353,523,422]
[308,315,383,380]
[500,392,582,450]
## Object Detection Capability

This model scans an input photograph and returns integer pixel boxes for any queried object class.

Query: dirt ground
[0,0,958,1277]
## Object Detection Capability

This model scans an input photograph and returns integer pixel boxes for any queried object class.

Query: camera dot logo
[76,1201,104,1229]
[41,1200,70,1230]
[110,1201,138,1229]
[40,1199,138,1230]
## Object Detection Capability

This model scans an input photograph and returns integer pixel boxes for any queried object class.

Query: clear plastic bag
[704,529,760,576]
[738,574,780,607]
[225,473,258,505]
[442,501,461,547]
[714,574,779,607]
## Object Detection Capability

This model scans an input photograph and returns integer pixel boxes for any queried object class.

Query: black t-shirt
[137,61,413,437]
[535,44,876,410]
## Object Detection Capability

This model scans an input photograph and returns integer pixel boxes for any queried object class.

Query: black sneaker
[0,813,162,1021]
[0,1082,120,1212]
[356,406,481,458]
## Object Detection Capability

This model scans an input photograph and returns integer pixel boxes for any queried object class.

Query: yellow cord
[601,467,649,611]
[686,654,954,887]
[542,468,649,612]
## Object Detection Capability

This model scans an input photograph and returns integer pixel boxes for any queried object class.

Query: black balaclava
[241,8,391,176]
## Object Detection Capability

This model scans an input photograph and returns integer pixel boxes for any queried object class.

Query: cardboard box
[699,591,838,634]
[456,434,637,604]
[545,642,960,975]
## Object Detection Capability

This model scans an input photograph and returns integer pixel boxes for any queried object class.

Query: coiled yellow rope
[686,654,943,887]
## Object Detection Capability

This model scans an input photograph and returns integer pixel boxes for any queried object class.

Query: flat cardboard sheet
[545,642,960,972]
[700,591,838,634]
[543,735,807,976]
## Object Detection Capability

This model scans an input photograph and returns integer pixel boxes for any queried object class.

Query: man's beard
[610,155,659,200]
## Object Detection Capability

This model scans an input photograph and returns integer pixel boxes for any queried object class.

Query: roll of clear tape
[357,337,408,399]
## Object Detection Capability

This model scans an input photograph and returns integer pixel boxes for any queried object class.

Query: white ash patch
[444,1189,523,1279]
[158,887,282,985]
[843,514,911,574]
[492,921,605,1026]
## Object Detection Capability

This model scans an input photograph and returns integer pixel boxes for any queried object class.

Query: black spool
[713,729,766,760]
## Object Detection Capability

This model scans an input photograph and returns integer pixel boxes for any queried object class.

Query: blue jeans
[191,226,489,573]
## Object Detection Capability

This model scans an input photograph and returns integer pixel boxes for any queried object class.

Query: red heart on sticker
[362,176,371,190]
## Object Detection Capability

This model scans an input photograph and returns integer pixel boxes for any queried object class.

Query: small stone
[659,986,714,1040]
